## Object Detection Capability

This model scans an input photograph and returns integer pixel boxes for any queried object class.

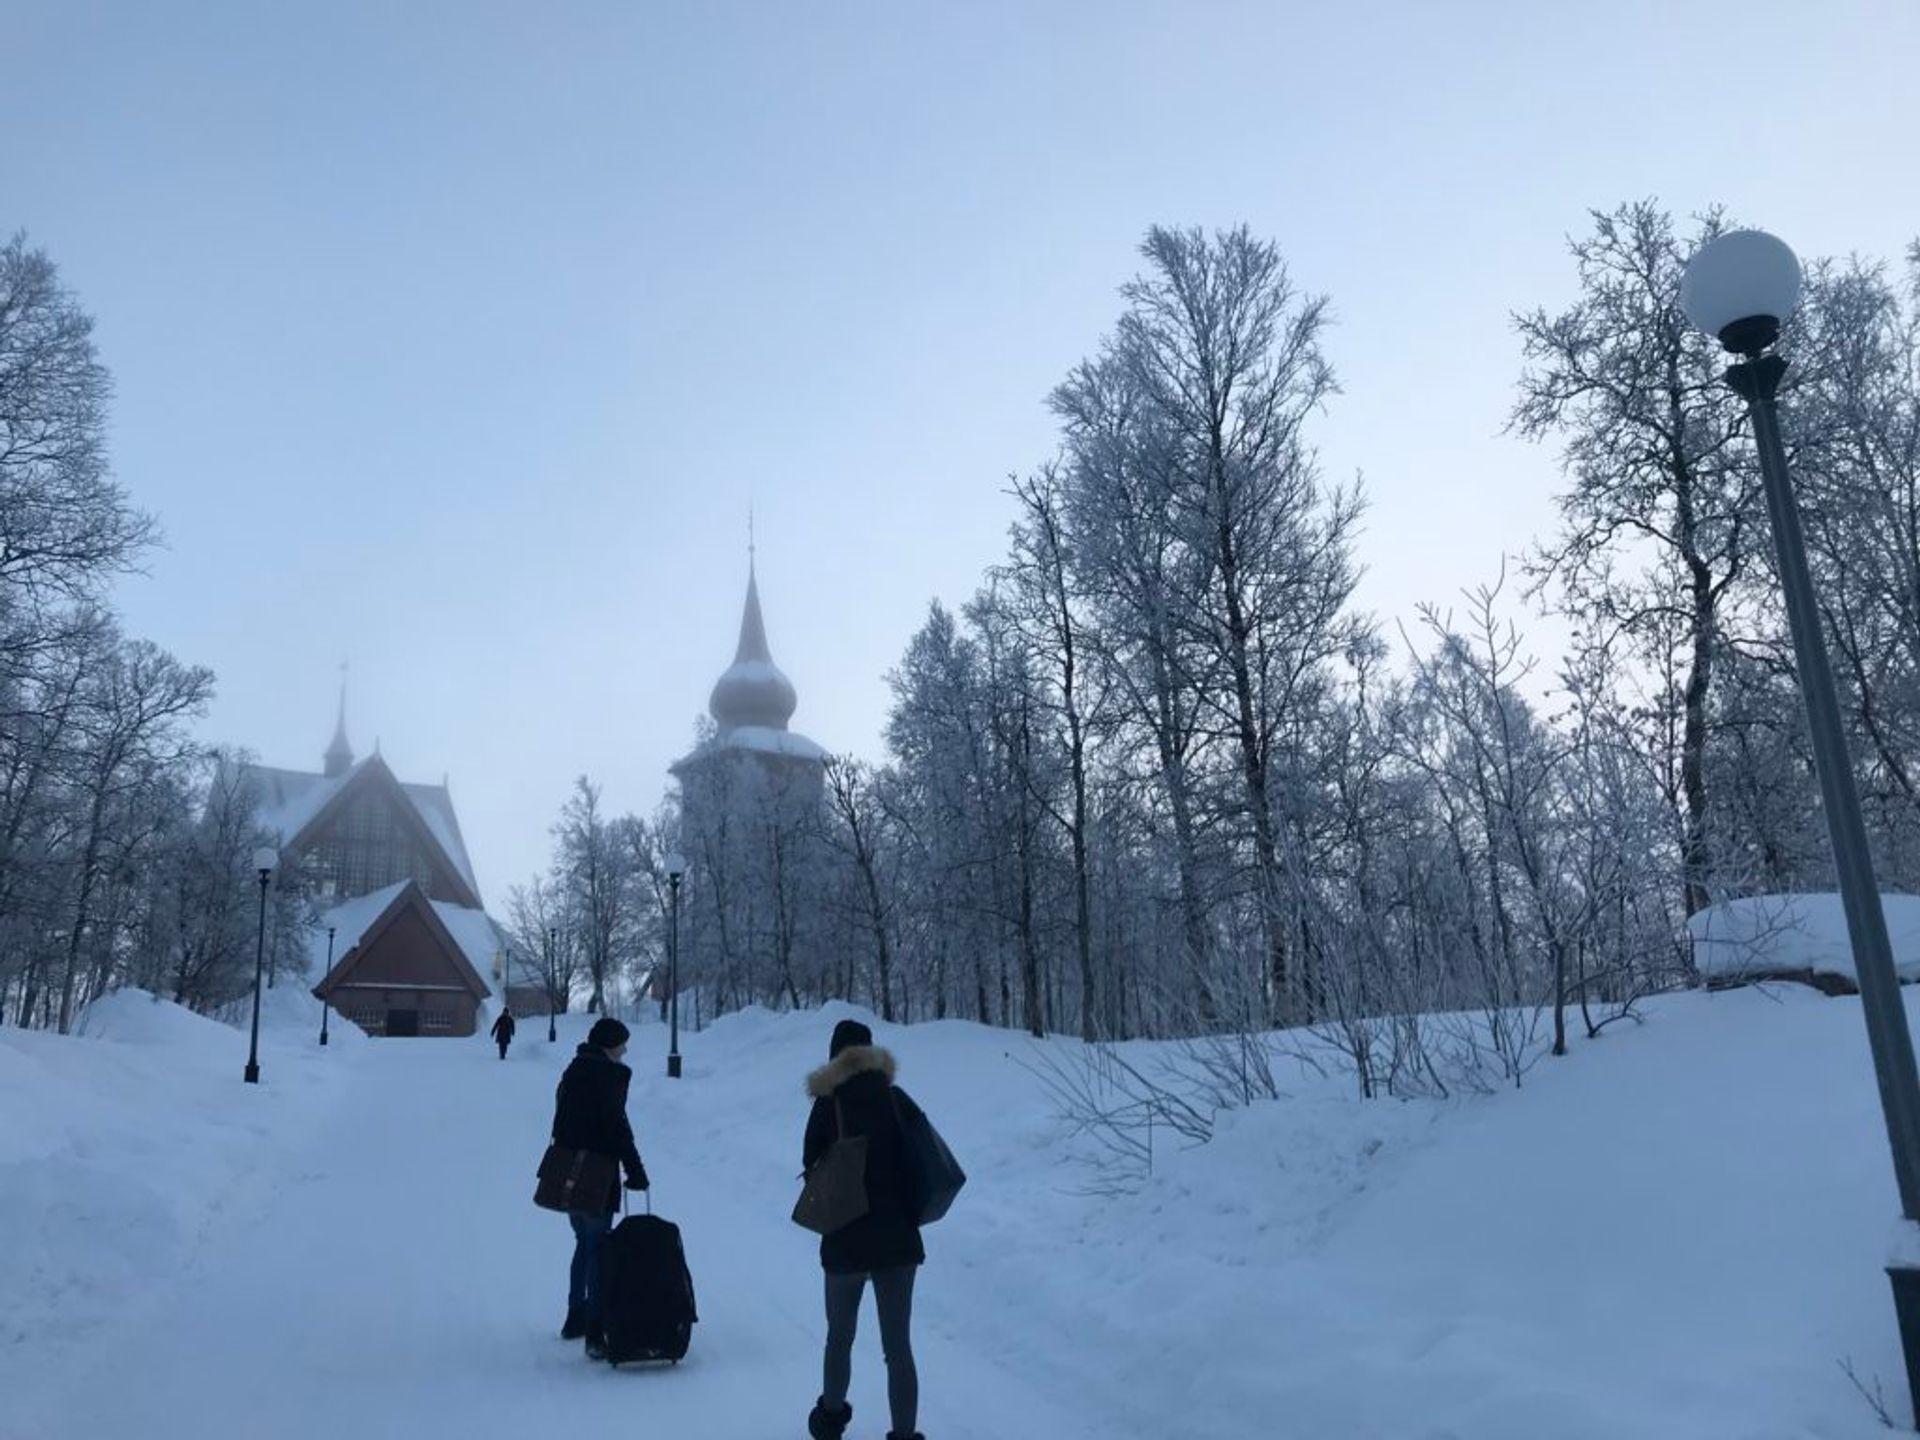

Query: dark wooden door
[386,1008,420,1037]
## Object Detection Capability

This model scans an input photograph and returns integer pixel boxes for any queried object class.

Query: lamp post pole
[319,926,336,1046]
[666,853,686,1079]
[244,848,276,1084]
[1730,351,1920,1196]
[1685,229,1920,1422]
[547,926,558,1043]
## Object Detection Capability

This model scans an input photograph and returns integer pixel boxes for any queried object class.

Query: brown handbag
[791,1097,869,1236]
[534,1143,620,1213]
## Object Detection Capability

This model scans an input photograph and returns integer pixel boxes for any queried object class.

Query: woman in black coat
[550,1018,648,1357]
[803,1019,927,1440]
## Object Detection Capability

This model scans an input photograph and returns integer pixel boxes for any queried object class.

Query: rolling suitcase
[597,1197,698,1365]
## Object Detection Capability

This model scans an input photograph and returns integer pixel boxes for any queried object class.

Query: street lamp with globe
[1683,228,1920,1415]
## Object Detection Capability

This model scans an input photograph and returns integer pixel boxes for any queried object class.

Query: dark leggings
[823,1266,917,1435]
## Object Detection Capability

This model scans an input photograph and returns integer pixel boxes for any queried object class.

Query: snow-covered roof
[1688,892,1920,984]
[305,881,412,973]
[238,757,479,897]
[310,881,505,997]
[247,764,340,850]
[402,781,477,896]
[720,725,829,762]
[429,900,509,989]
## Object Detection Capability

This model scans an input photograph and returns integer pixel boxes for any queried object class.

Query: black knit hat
[829,1019,873,1058]
[588,1018,631,1050]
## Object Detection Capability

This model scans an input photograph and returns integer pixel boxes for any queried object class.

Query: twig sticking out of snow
[1839,1357,1901,1429]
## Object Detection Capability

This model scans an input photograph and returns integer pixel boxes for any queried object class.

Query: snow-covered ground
[2,979,1914,1438]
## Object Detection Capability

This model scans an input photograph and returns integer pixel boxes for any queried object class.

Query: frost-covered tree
[1109,225,1367,1021]
[0,238,211,1031]
[1790,247,1920,871]
[1515,203,1762,918]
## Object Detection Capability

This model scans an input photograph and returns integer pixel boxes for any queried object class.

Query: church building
[234,697,505,1038]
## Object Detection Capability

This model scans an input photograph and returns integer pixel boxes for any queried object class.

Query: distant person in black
[551,1017,649,1358]
[804,1019,929,1440]
[490,1008,516,1060]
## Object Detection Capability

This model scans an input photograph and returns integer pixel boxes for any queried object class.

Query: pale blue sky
[4,1,1914,906]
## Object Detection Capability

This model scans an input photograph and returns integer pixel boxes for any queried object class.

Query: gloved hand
[625,1164,650,1192]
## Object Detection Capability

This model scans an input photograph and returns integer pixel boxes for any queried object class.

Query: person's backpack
[598,1206,698,1365]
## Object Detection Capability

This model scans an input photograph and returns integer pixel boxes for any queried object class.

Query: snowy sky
[4,0,1914,909]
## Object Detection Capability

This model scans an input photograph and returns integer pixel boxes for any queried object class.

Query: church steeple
[708,560,799,733]
[323,667,354,778]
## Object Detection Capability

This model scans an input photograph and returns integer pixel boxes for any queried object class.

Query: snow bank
[0,989,354,1356]
[74,986,239,1046]
[1689,891,1920,986]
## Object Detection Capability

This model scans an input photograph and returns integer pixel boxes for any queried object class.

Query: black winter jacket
[551,1045,646,1213]
[491,1012,516,1042]
[802,1045,927,1274]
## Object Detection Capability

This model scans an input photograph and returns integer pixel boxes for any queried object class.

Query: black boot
[807,1398,852,1439]
[885,1433,925,1440]
[560,1304,585,1340]
[584,1325,608,1362]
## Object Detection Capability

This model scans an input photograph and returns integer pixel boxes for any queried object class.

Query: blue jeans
[824,1266,918,1435]
[568,1211,613,1329]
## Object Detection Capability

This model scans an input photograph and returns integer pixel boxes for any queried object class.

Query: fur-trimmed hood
[806,1044,897,1099]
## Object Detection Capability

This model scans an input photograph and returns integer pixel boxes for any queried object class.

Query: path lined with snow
[7,986,1917,1439]
[7,1013,1127,1440]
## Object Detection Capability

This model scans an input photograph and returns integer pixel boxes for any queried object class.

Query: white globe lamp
[1680,229,1802,356]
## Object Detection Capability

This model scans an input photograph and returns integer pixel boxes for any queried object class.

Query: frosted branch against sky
[3,0,1913,903]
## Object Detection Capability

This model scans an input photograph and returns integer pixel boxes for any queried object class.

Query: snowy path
[11,1020,1117,1440]
[13,987,1915,1439]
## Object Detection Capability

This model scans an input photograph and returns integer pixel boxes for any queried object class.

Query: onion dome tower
[708,565,799,735]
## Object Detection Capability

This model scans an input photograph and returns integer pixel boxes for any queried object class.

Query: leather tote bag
[791,1097,869,1236]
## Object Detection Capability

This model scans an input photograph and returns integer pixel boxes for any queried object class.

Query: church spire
[323,663,354,778]
[708,555,798,733]
[734,561,773,665]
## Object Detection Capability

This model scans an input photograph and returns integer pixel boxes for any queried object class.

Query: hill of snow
[2,980,1915,1437]
[0,986,356,1359]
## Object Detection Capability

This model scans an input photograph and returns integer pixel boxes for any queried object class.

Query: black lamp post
[665,851,686,1078]
[318,925,336,1046]
[547,926,558,1043]
[1683,228,1920,1421]
[244,846,276,1084]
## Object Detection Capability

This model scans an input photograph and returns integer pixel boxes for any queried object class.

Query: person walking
[803,1019,928,1440]
[550,1017,649,1358]
[490,1007,516,1060]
